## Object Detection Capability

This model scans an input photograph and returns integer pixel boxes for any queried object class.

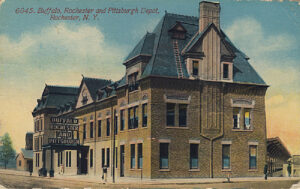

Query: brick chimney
[199,1,220,32]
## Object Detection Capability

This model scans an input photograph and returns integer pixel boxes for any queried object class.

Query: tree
[0,133,16,169]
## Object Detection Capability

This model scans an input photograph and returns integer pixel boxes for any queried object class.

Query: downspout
[210,82,225,178]
[204,82,225,178]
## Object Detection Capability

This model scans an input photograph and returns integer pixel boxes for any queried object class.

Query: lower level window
[138,143,143,169]
[90,149,93,167]
[160,143,169,169]
[222,144,230,169]
[190,144,198,169]
[131,144,135,169]
[249,145,257,169]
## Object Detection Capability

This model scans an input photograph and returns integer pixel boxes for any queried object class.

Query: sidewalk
[0,169,300,186]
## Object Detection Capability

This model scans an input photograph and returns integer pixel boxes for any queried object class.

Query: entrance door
[120,145,125,177]
[80,150,88,174]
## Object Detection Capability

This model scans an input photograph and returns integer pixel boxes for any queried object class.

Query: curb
[0,170,300,186]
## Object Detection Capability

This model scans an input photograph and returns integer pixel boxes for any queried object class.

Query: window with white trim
[249,145,257,169]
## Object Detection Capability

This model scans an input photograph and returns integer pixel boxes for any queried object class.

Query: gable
[168,22,187,33]
[76,83,94,108]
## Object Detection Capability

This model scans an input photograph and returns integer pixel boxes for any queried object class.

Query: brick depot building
[32,1,268,179]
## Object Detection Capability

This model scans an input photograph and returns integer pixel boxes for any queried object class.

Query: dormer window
[186,58,201,78]
[221,62,233,81]
[192,61,199,76]
[223,64,229,79]
[97,89,104,100]
[128,72,138,92]
[81,88,88,105]
[105,86,113,97]
[168,22,187,40]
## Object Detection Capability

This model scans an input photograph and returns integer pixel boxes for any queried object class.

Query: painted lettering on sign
[50,117,78,124]
[48,138,79,145]
[56,131,73,138]
[50,124,79,131]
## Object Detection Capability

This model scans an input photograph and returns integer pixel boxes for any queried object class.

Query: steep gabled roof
[136,12,266,85]
[33,85,79,113]
[142,13,199,78]
[42,85,78,96]
[124,32,156,63]
[80,77,112,101]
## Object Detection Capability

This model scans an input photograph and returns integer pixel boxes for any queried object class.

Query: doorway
[120,145,125,177]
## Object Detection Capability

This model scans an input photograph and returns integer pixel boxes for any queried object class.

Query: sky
[0,0,299,155]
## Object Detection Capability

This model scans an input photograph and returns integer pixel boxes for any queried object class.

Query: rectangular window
[106,148,110,167]
[98,120,101,137]
[90,149,93,167]
[101,148,105,167]
[134,106,139,128]
[223,64,229,79]
[179,104,187,127]
[128,108,134,129]
[57,153,60,167]
[233,108,240,129]
[106,118,110,136]
[160,143,169,169]
[83,124,86,139]
[90,122,94,138]
[190,144,199,169]
[120,110,125,131]
[60,152,63,166]
[142,104,147,127]
[19,160,21,166]
[115,147,118,168]
[138,143,143,169]
[244,109,251,129]
[249,145,257,169]
[69,151,71,167]
[222,144,230,169]
[192,60,199,76]
[66,151,69,167]
[131,144,135,169]
[128,72,138,92]
[166,103,175,126]
[114,113,118,135]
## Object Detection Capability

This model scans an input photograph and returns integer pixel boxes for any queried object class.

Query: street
[0,173,299,189]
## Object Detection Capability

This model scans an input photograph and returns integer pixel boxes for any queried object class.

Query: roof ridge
[83,76,110,81]
[165,12,198,20]
[140,33,149,56]
[181,31,199,54]
[150,14,167,75]
[46,85,79,89]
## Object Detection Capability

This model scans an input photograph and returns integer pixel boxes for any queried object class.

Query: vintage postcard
[0,0,299,188]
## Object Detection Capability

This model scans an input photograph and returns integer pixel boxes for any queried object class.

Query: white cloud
[225,17,299,90]
[0,0,5,7]
[225,17,295,58]
[0,23,127,81]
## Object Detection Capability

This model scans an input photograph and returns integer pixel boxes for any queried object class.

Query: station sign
[50,117,78,125]
[49,117,79,145]
[50,124,79,131]
[48,138,79,145]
